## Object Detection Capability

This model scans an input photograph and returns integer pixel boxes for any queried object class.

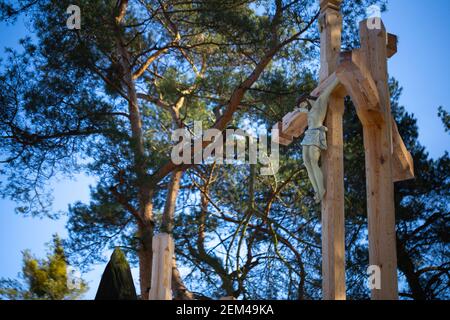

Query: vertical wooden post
[319,0,346,300]
[359,20,398,300]
[149,233,174,300]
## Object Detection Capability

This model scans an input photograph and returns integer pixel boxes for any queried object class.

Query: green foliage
[438,106,450,133]
[0,235,87,300]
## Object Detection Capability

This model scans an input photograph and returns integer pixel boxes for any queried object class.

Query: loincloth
[301,126,328,150]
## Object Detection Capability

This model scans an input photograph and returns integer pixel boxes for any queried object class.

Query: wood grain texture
[272,122,294,145]
[336,51,383,126]
[149,233,174,300]
[391,119,414,182]
[359,19,399,300]
[319,2,346,300]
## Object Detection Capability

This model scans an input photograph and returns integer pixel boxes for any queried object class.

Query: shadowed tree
[95,247,137,300]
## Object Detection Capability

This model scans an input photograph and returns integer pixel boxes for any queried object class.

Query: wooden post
[149,233,174,300]
[359,20,399,300]
[319,0,346,300]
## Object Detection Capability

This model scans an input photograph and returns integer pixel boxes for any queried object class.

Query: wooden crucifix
[273,0,414,300]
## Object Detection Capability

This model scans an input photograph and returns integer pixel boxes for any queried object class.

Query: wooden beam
[318,2,343,81]
[387,33,398,58]
[359,19,399,300]
[310,72,345,98]
[391,119,414,182]
[274,49,402,142]
[319,0,346,300]
[149,233,174,300]
[336,51,383,126]
[281,109,308,138]
[272,122,294,146]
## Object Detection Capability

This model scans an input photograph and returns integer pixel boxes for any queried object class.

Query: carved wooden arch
[309,53,414,182]
[275,52,414,183]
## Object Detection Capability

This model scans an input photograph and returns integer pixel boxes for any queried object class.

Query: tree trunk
[118,41,155,299]
[114,1,155,299]
[162,170,183,233]
[161,170,195,300]
[138,220,153,300]
[172,256,195,300]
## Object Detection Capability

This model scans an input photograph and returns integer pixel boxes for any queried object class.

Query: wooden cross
[273,0,414,300]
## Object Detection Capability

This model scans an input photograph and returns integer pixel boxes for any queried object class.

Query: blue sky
[0,0,449,299]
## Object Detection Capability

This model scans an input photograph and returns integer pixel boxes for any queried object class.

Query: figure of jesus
[297,78,341,203]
